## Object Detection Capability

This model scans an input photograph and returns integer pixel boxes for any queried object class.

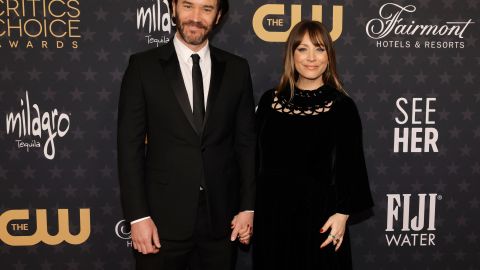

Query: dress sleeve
[332,95,374,215]
[255,89,274,132]
[254,89,274,175]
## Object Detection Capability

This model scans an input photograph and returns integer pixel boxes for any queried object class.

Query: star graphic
[377,89,390,102]
[94,7,108,21]
[10,185,23,198]
[366,71,379,83]
[354,52,366,64]
[122,8,135,22]
[99,127,112,139]
[71,88,84,101]
[403,53,416,65]
[60,146,72,159]
[49,166,63,179]
[72,126,85,140]
[1,66,14,80]
[68,50,82,61]
[84,107,98,120]
[12,49,27,61]
[0,166,8,179]
[229,10,243,24]
[255,51,268,64]
[96,49,110,62]
[83,68,98,81]
[55,68,70,81]
[23,165,36,179]
[379,52,391,65]
[42,88,56,101]
[101,165,113,178]
[109,28,124,42]
[37,185,49,197]
[73,165,86,178]
[81,28,96,41]
[110,69,123,82]
[41,50,54,61]
[28,68,42,80]
[64,184,77,197]
[87,184,100,197]
[428,53,440,65]
[86,146,99,159]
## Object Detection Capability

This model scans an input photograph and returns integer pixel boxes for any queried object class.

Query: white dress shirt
[173,33,211,111]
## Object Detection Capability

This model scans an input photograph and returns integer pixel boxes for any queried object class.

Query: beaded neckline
[271,85,336,116]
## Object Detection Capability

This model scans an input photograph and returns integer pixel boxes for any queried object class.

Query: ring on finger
[328,233,336,239]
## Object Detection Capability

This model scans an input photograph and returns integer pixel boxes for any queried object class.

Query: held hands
[230,211,254,245]
[320,213,349,252]
[131,218,161,254]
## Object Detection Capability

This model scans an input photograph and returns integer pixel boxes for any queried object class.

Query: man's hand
[230,211,254,245]
[131,218,161,254]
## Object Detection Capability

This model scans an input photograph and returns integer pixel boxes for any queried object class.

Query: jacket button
[201,147,206,152]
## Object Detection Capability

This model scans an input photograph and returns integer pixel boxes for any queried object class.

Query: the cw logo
[0,209,91,246]
[252,4,343,42]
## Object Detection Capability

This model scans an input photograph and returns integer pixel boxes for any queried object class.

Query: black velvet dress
[252,85,373,270]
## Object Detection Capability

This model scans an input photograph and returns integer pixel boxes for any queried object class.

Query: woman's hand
[319,213,349,251]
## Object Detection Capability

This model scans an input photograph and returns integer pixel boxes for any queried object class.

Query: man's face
[173,0,221,46]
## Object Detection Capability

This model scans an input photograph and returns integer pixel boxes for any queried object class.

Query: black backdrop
[1,0,479,269]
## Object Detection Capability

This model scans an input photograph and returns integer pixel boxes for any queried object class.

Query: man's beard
[177,20,212,45]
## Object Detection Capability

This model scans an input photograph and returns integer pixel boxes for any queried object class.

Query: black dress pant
[135,190,236,270]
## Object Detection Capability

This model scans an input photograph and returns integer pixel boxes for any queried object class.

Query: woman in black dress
[253,20,374,270]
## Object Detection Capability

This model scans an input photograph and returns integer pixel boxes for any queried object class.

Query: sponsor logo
[394,97,438,153]
[252,4,343,42]
[5,91,71,160]
[137,0,174,47]
[0,209,90,246]
[386,194,440,247]
[0,0,81,49]
[366,3,474,49]
[115,219,133,247]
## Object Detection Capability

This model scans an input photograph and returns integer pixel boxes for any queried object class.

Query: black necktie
[191,54,205,133]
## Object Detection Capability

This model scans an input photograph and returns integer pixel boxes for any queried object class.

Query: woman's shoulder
[257,89,276,106]
[327,87,356,109]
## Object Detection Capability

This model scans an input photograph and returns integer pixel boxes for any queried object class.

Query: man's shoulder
[129,43,172,62]
[210,46,248,65]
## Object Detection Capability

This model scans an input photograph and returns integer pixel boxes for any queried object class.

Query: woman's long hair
[276,20,344,99]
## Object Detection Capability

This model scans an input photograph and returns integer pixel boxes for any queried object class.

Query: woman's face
[293,33,328,87]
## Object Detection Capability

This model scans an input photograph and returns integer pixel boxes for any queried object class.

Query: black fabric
[253,85,373,270]
[135,191,236,270]
[191,54,205,133]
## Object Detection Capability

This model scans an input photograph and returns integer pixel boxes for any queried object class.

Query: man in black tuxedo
[117,0,255,269]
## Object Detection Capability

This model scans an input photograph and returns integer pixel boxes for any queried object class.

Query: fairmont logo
[5,91,71,160]
[366,3,474,49]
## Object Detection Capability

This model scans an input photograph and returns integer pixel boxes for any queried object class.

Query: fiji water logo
[385,193,441,247]
[5,91,71,160]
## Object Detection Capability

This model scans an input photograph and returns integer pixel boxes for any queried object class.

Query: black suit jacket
[117,41,256,240]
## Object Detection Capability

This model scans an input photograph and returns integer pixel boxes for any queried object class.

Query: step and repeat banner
[1,0,478,269]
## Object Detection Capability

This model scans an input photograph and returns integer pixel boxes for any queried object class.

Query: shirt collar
[173,33,210,64]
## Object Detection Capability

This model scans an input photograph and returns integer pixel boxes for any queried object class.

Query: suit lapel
[159,42,200,135]
[203,48,225,131]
